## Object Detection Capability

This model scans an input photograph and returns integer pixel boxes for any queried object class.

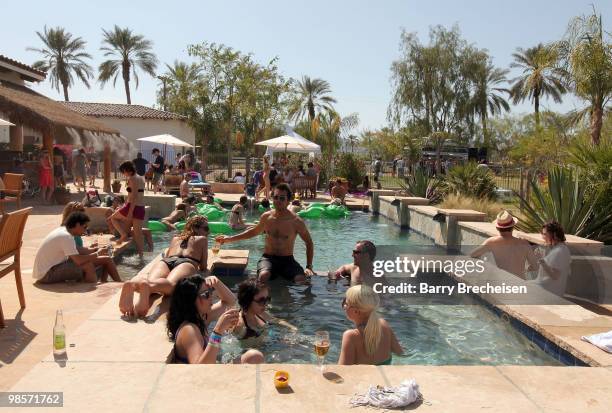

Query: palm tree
[509,44,566,127]
[159,60,202,113]
[27,26,93,101]
[98,25,158,104]
[288,76,336,123]
[558,9,612,145]
[473,63,510,146]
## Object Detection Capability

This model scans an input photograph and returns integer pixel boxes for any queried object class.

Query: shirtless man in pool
[330,240,378,287]
[216,183,315,283]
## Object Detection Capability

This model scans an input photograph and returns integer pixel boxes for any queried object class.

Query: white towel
[581,330,612,354]
[350,379,421,409]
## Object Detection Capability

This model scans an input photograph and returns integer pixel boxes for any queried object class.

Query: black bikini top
[126,187,144,193]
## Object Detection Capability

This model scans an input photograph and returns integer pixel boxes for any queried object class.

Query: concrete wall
[143,194,177,219]
[378,196,430,228]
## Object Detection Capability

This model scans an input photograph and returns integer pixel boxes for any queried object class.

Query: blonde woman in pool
[338,285,403,365]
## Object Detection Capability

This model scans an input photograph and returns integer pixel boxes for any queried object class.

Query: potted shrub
[111,179,122,193]
[53,187,71,204]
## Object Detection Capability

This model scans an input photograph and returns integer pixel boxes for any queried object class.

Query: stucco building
[60,102,195,161]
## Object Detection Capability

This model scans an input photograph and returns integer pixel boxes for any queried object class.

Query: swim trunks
[256,254,304,281]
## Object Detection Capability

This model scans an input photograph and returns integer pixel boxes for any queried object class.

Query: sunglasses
[352,250,363,255]
[253,296,271,305]
[341,297,348,308]
[196,224,209,231]
[272,195,288,201]
[199,288,215,300]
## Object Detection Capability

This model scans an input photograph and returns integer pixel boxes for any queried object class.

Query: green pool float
[207,221,233,234]
[175,221,186,231]
[323,205,350,218]
[147,220,168,232]
[298,207,324,218]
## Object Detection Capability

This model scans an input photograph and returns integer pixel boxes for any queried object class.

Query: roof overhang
[0,60,45,83]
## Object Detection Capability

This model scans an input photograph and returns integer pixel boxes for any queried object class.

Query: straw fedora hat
[494,210,518,229]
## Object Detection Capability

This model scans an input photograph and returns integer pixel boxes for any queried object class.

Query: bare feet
[117,235,129,245]
[134,281,151,318]
[119,282,135,317]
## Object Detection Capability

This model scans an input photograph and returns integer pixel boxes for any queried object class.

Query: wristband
[210,332,223,344]
[305,265,313,270]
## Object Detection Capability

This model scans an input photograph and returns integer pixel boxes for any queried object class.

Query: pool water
[116,211,560,366]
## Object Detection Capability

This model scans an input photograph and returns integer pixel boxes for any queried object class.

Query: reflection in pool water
[116,211,560,365]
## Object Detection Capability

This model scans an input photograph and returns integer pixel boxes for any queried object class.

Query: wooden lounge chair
[0,207,31,328]
[292,176,317,199]
[0,173,24,215]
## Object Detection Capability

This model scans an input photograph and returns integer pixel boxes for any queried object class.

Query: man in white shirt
[33,212,103,283]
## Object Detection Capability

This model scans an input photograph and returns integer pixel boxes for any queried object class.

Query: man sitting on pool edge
[216,183,315,283]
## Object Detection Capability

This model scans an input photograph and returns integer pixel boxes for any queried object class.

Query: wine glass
[212,240,221,259]
[314,331,330,372]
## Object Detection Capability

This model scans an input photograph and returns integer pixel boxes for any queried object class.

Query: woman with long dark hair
[233,278,296,341]
[111,161,146,255]
[534,221,571,296]
[167,274,264,364]
[119,215,209,317]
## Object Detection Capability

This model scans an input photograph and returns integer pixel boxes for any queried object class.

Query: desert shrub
[439,193,513,221]
[333,153,365,189]
[517,166,612,243]
[445,162,497,200]
[399,169,445,204]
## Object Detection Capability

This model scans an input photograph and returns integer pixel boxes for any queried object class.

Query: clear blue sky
[2,0,610,131]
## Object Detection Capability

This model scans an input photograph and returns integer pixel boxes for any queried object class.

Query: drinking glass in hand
[212,240,221,258]
[314,331,330,372]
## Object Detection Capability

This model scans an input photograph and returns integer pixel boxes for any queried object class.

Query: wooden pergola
[0,81,121,192]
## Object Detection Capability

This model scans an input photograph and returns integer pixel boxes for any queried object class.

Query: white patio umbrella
[137,134,193,147]
[255,127,320,155]
[137,134,193,158]
[0,119,15,126]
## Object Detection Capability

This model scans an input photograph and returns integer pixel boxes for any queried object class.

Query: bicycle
[22,172,41,198]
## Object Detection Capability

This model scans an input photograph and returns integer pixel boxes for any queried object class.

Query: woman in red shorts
[111,161,146,257]
[39,149,54,203]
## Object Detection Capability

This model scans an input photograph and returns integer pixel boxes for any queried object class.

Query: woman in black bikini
[233,278,297,341]
[167,274,264,364]
[119,215,209,317]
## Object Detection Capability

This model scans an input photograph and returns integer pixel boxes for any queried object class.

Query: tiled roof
[60,102,186,121]
[0,55,46,78]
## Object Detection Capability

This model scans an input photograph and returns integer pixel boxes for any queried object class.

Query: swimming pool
[116,211,560,366]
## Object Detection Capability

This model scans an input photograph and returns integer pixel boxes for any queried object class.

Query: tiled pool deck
[2,202,612,412]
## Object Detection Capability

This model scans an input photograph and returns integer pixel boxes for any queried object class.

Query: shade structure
[255,127,320,153]
[137,134,193,147]
[0,118,15,126]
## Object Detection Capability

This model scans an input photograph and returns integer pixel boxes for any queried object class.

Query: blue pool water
[117,211,560,365]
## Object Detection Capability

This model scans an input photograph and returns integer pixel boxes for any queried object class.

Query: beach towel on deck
[582,330,612,353]
[350,379,421,409]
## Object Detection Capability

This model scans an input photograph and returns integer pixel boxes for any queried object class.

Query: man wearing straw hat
[470,210,539,279]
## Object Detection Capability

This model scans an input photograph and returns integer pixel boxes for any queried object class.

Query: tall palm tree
[27,26,93,101]
[558,9,612,145]
[473,63,510,146]
[288,76,336,123]
[98,25,158,104]
[509,44,566,127]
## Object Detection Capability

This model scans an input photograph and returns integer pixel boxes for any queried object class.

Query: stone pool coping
[10,363,612,412]
[9,285,612,412]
